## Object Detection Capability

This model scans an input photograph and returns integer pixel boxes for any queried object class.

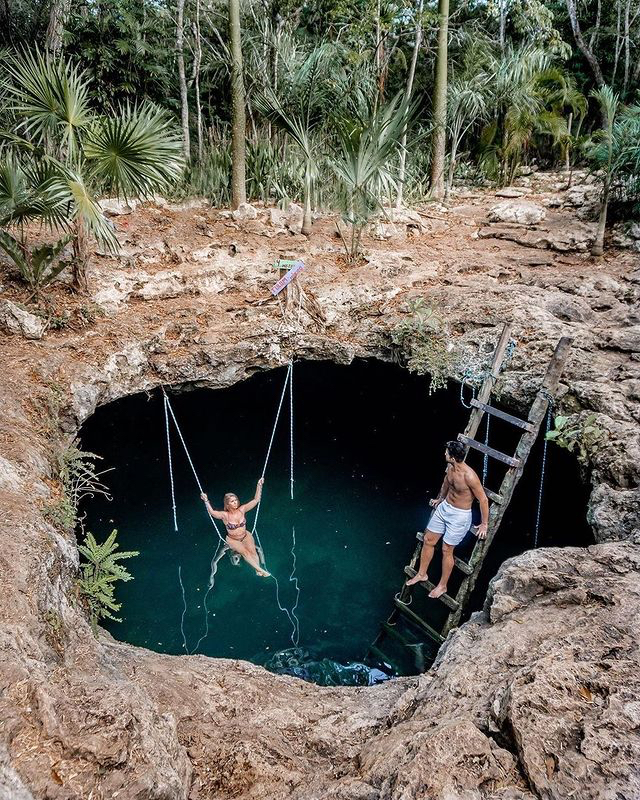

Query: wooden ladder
[365,325,572,673]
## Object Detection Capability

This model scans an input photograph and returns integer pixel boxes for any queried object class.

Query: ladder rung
[393,598,445,644]
[404,567,460,611]
[368,645,399,672]
[470,399,535,432]
[458,434,521,468]
[454,557,473,575]
[381,622,413,646]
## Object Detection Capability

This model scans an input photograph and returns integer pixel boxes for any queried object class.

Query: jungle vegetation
[0,0,639,287]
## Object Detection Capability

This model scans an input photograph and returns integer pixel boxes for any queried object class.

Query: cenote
[78,359,593,685]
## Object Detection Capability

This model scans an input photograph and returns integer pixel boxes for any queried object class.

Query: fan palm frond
[4,46,93,163]
[83,103,183,199]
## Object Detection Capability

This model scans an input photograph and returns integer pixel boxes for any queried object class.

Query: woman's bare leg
[226,536,270,576]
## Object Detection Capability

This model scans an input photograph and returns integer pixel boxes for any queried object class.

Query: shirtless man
[406,440,489,598]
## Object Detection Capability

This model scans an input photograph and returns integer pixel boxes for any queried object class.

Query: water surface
[79,359,592,677]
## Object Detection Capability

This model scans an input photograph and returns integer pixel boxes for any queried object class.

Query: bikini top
[225,517,246,531]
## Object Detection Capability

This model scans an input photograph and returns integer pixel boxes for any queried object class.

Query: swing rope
[162,389,226,545]
[289,360,294,500]
[253,360,293,558]
[459,369,476,409]
[533,397,553,548]
[288,526,301,646]
[286,364,300,645]
[163,362,301,652]
[163,394,178,532]
[188,540,226,654]
[251,360,302,647]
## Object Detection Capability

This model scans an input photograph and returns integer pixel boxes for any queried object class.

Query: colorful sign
[271,260,304,296]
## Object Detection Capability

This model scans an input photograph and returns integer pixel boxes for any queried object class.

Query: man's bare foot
[428,584,447,599]
[406,573,426,586]
[256,569,271,577]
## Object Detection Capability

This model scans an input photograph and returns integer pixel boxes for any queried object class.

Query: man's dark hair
[446,440,466,462]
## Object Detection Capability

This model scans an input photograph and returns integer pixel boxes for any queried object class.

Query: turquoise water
[78,359,592,681]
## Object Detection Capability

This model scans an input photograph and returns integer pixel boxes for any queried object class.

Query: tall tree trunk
[429,0,449,201]
[396,0,423,208]
[591,179,610,256]
[589,0,601,50]
[229,0,247,208]
[46,0,72,54]
[566,0,605,87]
[302,164,312,236]
[193,0,203,161]
[72,217,89,292]
[623,0,631,95]
[612,0,622,86]
[375,0,382,105]
[565,111,573,171]
[176,0,190,164]
[498,0,507,51]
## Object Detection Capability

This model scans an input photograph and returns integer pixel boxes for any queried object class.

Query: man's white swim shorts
[427,499,472,546]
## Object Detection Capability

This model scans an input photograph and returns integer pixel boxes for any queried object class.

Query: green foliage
[545,413,608,465]
[77,529,138,635]
[390,298,453,393]
[65,0,174,107]
[0,228,72,296]
[1,46,183,289]
[333,94,413,262]
[587,90,640,202]
[43,440,112,533]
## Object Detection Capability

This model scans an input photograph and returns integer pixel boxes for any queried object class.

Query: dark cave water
[78,359,593,685]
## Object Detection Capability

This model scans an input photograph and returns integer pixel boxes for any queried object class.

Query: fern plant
[44,440,113,532]
[77,529,138,635]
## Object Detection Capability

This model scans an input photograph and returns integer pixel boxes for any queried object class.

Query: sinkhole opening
[78,358,593,685]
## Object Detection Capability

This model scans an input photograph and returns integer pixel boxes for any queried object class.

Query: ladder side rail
[463,323,513,442]
[443,336,572,635]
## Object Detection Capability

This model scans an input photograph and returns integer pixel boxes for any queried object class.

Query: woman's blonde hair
[223,493,239,510]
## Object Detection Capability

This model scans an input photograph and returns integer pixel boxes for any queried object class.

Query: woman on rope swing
[200,478,271,577]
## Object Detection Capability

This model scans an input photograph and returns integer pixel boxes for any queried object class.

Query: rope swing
[162,361,301,653]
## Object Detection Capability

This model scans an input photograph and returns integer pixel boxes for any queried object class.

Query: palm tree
[332,95,412,263]
[0,156,73,299]
[471,44,582,186]
[253,43,340,236]
[588,86,627,257]
[445,76,489,196]
[2,47,183,290]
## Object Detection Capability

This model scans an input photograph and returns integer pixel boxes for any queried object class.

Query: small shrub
[77,529,139,635]
[545,413,607,465]
[43,440,112,532]
[391,299,454,393]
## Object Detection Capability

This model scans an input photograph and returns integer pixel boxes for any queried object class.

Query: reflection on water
[265,647,391,686]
